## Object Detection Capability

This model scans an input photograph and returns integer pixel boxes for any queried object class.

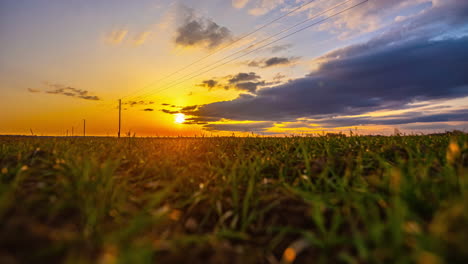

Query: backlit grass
[0,133,467,263]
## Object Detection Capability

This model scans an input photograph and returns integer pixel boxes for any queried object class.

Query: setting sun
[175,113,186,124]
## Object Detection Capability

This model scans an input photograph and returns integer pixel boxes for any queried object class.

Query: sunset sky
[1,0,467,136]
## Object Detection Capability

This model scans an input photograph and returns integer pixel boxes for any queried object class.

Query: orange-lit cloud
[133,31,152,46]
[105,28,128,45]
[232,0,250,9]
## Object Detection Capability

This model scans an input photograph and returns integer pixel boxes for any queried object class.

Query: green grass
[0,133,467,263]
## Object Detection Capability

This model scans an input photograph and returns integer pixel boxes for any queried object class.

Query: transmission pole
[83,119,86,137]
[118,99,122,138]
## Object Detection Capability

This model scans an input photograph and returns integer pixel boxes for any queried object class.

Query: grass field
[0,134,467,264]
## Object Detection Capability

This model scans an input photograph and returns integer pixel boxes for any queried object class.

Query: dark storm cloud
[175,0,468,132]
[246,57,300,68]
[185,35,468,122]
[175,7,232,49]
[43,82,100,101]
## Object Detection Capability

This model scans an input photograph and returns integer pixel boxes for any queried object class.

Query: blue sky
[0,0,467,136]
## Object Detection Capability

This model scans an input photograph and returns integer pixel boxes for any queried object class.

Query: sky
[1,0,467,136]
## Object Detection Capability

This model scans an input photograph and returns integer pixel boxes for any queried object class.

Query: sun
[175,113,186,124]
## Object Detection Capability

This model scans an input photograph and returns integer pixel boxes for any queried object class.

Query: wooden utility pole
[118,99,122,138]
[83,119,86,137]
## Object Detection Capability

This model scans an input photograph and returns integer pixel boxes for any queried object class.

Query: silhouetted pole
[83,119,86,137]
[118,99,121,138]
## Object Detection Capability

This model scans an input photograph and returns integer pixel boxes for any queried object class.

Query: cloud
[175,6,232,49]
[273,73,287,82]
[43,82,101,101]
[133,31,152,46]
[105,29,128,45]
[184,35,468,122]
[123,100,155,107]
[161,109,180,114]
[247,56,300,68]
[197,72,269,93]
[181,105,198,111]
[27,88,40,93]
[233,0,250,9]
[269,44,293,53]
[234,81,266,93]
[143,108,154,112]
[198,79,220,90]
[228,72,261,83]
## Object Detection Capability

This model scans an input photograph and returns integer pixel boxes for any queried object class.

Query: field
[0,134,467,264]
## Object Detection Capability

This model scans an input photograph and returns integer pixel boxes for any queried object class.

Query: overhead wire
[97,0,325,111]
[125,0,355,103]
[129,0,368,103]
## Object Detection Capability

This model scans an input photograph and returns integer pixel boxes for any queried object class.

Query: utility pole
[118,99,122,138]
[83,119,86,137]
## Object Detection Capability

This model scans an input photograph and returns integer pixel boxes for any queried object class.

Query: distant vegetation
[0,134,467,263]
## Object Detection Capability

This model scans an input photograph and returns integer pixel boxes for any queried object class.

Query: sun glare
[175,113,186,124]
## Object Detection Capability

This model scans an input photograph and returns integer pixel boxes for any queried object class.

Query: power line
[129,0,367,103]
[110,0,329,104]
[125,0,355,103]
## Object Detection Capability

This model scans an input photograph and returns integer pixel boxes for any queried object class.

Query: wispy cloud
[123,100,155,107]
[105,28,128,45]
[232,0,250,9]
[248,0,285,16]
[268,44,293,53]
[41,82,101,101]
[246,56,300,68]
[27,88,41,93]
[133,31,152,46]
